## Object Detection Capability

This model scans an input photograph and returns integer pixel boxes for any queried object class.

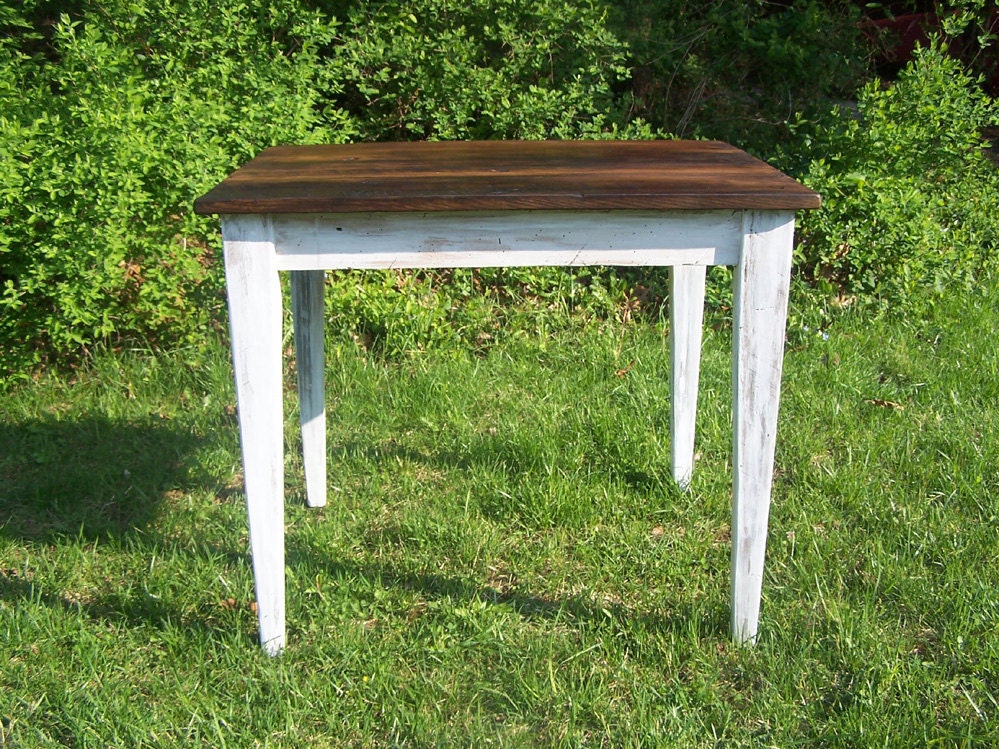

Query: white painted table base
[221,208,794,655]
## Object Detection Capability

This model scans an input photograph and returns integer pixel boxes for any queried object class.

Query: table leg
[730,210,795,644]
[222,216,286,656]
[291,270,327,509]
[670,264,707,488]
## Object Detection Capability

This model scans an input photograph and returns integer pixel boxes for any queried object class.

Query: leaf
[867,398,904,410]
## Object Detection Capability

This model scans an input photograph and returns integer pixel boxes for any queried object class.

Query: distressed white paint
[271,210,742,270]
[670,265,706,489]
[730,210,795,645]
[219,206,798,655]
[222,215,286,656]
[291,270,327,509]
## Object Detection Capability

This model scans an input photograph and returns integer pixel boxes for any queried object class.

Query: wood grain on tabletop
[194,140,821,215]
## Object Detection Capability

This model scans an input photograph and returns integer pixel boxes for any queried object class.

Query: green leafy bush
[0,1,351,378]
[5,2,996,376]
[789,41,999,308]
[0,0,641,378]
[330,0,632,141]
[611,0,869,154]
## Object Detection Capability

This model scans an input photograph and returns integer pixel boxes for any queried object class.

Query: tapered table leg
[291,270,327,509]
[730,210,795,644]
[222,215,286,656]
[670,264,707,488]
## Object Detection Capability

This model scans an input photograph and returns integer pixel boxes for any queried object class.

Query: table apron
[229,210,746,271]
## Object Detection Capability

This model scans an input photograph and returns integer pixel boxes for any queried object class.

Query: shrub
[0,1,352,378]
[328,0,633,141]
[10,3,993,375]
[0,0,641,377]
[788,41,999,309]
[610,0,870,155]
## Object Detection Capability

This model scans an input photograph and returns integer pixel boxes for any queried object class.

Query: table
[194,140,820,655]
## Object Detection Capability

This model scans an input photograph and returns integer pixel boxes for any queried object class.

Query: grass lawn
[1,278,997,746]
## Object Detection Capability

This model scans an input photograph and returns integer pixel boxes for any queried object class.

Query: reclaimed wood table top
[193,140,820,215]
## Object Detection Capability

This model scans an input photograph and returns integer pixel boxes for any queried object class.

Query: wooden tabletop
[193,140,820,215]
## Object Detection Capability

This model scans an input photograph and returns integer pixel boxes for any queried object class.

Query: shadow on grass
[0,414,715,648]
[0,414,211,543]
[287,538,730,649]
[333,430,678,525]
[0,414,247,641]
[0,570,235,647]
